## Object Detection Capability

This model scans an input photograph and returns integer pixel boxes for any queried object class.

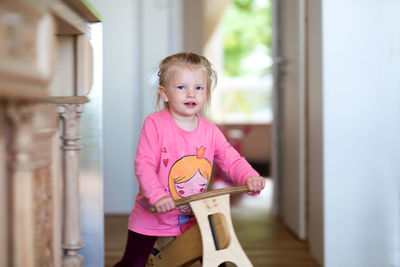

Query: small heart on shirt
[162,147,167,153]
[163,159,169,167]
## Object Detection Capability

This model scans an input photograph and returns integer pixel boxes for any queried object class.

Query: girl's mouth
[184,102,197,108]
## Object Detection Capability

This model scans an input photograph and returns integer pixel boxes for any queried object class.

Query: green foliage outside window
[222,0,272,77]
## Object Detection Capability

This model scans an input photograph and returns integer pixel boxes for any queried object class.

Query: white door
[273,0,306,240]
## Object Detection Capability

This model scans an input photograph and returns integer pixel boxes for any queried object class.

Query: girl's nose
[187,88,195,98]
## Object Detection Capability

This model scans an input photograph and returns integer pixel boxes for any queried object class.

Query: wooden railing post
[58,103,85,267]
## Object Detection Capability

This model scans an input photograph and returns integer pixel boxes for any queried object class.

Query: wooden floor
[105,179,320,267]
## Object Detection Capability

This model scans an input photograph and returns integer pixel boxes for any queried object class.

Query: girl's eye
[177,185,184,189]
[199,183,206,186]
[177,86,185,90]
[195,86,203,90]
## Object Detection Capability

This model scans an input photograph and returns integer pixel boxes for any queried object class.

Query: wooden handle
[175,186,249,207]
[150,186,250,213]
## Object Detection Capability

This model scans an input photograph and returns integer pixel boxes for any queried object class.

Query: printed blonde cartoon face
[174,170,208,197]
[168,146,212,201]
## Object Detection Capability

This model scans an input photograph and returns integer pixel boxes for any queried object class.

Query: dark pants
[113,230,157,267]
[113,230,227,267]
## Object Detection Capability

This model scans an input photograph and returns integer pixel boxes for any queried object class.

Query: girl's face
[158,64,208,121]
[174,170,208,198]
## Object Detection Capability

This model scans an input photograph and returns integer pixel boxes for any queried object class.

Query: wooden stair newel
[190,194,253,267]
[58,103,85,267]
[6,102,61,267]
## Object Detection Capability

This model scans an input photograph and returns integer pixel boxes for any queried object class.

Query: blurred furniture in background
[213,124,271,189]
[0,0,100,266]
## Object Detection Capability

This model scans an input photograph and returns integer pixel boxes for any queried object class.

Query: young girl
[114,52,265,267]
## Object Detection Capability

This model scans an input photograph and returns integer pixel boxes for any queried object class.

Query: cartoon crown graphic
[196,146,206,159]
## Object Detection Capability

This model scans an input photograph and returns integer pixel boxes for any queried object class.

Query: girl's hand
[154,196,176,213]
[245,176,266,193]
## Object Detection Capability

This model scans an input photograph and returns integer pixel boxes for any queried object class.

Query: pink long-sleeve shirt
[128,109,259,236]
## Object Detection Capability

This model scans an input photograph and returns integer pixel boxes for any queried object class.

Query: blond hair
[157,52,218,109]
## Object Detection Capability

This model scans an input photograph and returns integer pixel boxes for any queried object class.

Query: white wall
[91,0,184,214]
[141,0,183,118]
[323,1,400,266]
[78,22,105,267]
[90,0,141,214]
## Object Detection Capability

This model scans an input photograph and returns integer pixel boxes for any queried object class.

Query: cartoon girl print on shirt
[168,146,212,233]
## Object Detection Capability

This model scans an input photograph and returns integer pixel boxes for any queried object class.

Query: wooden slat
[0,87,48,100]
[41,96,90,104]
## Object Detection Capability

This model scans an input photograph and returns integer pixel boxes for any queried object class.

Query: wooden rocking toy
[146,186,253,267]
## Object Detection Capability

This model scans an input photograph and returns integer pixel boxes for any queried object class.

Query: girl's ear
[158,86,168,102]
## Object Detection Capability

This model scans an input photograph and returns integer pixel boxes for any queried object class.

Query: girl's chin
[174,112,198,118]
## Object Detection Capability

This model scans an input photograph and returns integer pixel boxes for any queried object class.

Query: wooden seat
[146,224,202,267]
[147,187,253,267]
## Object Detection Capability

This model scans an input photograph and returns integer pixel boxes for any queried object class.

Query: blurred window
[211,0,273,124]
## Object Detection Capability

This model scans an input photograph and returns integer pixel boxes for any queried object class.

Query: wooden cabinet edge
[64,0,102,22]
